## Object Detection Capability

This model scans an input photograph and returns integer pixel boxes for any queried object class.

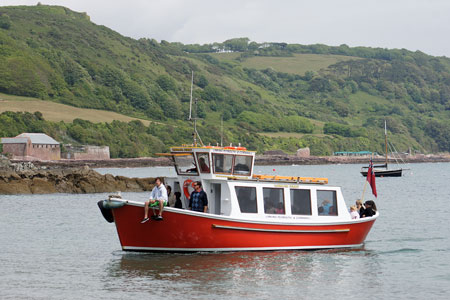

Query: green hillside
[0,5,449,157]
[213,53,362,75]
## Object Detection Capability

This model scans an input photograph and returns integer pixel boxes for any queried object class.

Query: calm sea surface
[1,163,449,299]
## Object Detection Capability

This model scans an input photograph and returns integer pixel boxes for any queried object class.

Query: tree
[196,75,208,88]
[156,75,177,92]
[0,13,11,29]
[223,38,250,52]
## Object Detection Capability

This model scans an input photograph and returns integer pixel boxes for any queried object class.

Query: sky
[1,0,450,57]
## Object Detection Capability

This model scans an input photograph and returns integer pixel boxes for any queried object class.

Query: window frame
[195,152,211,174]
[212,153,234,175]
[316,190,338,216]
[235,186,258,214]
[232,155,253,176]
[262,187,285,215]
[172,153,199,176]
[290,188,312,216]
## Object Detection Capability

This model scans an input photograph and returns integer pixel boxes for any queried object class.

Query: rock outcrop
[0,166,155,195]
[296,147,310,157]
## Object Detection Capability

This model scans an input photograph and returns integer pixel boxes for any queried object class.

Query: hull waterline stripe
[122,243,363,252]
[212,224,350,233]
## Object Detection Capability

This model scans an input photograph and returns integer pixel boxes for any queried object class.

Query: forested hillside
[0,5,449,157]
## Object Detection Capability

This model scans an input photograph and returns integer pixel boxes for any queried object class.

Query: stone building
[1,133,60,160]
[61,145,110,160]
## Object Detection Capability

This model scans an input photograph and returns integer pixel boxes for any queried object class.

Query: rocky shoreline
[0,166,156,195]
[0,157,156,194]
[1,153,449,195]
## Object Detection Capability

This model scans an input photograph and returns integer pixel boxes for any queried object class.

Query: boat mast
[221,116,223,147]
[385,120,388,167]
[188,71,204,147]
[189,71,193,121]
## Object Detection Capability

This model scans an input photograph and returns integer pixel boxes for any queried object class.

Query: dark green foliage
[324,122,367,138]
[0,13,11,29]
[237,111,314,133]
[424,120,450,152]
[156,75,177,92]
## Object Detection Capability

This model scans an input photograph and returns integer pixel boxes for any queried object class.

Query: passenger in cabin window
[362,200,377,217]
[198,157,210,172]
[356,199,365,218]
[167,186,176,207]
[275,202,284,214]
[174,192,183,209]
[329,205,336,215]
[264,197,276,214]
[140,177,168,223]
[189,181,208,213]
[350,205,360,219]
[320,199,332,215]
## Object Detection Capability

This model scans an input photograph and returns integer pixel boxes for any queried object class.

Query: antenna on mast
[221,116,223,147]
[188,71,204,147]
[188,71,193,121]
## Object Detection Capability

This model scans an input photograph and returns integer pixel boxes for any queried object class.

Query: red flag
[366,159,377,197]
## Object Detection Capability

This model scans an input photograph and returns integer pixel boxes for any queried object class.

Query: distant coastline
[11,153,450,169]
[1,154,449,195]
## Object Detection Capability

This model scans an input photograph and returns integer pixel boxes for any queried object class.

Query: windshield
[173,154,198,175]
[233,155,252,175]
[212,153,233,174]
[196,152,211,173]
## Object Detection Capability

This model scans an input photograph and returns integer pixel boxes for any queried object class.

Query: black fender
[97,200,114,223]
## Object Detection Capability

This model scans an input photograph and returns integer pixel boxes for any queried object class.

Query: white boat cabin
[163,145,352,222]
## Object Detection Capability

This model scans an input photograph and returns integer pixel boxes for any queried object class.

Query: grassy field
[211,53,360,75]
[0,93,151,125]
[258,132,331,138]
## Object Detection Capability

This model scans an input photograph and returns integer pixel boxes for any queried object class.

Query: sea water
[1,163,449,299]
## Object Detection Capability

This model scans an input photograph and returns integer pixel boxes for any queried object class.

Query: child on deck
[350,205,360,219]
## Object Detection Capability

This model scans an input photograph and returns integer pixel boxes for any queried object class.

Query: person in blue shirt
[188,181,208,213]
[319,199,332,215]
[141,177,168,222]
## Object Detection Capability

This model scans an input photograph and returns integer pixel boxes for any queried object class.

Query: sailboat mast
[187,71,204,147]
[188,71,193,121]
[385,120,388,166]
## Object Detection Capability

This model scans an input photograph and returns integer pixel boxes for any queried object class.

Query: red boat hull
[112,204,377,252]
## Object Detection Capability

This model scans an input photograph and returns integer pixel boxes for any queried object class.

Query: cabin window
[212,153,233,174]
[317,190,338,216]
[290,189,312,215]
[233,155,252,176]
[196,153,210,173]
[173,153,199,176]
[235,186,257,213]
[263,187,285,214]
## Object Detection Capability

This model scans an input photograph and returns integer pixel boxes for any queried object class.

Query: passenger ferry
[98,145,378,252]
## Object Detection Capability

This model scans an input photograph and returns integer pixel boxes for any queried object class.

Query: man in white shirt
[141,177,168,222]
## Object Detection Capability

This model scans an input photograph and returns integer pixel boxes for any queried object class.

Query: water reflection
[103,249,381,299]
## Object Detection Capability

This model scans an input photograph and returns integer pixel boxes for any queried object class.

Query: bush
[0,14,11,29]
